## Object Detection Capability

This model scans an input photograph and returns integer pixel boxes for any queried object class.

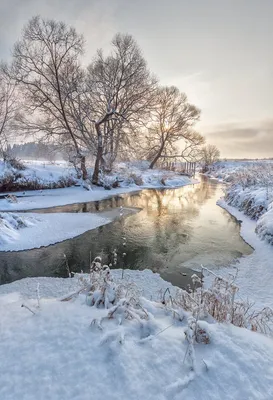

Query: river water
[0,177,253,288]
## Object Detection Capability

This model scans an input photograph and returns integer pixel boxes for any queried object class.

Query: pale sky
[0,0,272,158]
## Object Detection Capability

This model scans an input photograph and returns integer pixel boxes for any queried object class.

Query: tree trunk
[92,124,103,185]
[149,146,164,169]
[80,155,88,181]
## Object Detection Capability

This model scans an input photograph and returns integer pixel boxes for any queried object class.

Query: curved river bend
[0,177,252,288]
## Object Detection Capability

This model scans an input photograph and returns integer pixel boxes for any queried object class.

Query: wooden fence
[160,161,196,176]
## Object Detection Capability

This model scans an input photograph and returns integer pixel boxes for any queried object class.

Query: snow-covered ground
[205,159,273,183]
[1,160,273,399]
[0,208,139,251]
[216,199,273,309]
[201,160,273,308]
[0,160,193,251]
[0,269,272,400]
[0,159,76,190]
[0,161,193,213]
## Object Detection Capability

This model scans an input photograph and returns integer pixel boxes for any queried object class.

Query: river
[0,177,253,288]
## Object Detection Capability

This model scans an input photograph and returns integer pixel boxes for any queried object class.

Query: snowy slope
[217,199,273,309]
[0,273,272,400]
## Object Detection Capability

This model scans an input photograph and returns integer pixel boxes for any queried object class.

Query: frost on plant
[163,267,273,335]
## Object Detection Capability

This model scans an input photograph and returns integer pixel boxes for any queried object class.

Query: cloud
[0,0,118,60]
[204,120,273,158]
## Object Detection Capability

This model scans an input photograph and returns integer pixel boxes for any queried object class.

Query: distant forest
[8,142,65,161]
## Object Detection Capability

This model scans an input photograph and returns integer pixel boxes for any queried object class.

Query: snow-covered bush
[6,157,26,171]
[63,257,141,309]
[218,163,273,221]
[0,212,29,244]
[208,161,273,245]
[5,194,18,203]
[162,268,272,335]
[61,256,272,338]
[127,173,144,186]
[256,206,273,244]
[0,172,77,192]
[98,172,120,190]
[224,185,267,220]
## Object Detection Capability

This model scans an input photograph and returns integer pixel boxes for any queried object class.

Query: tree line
[0,16,219,184]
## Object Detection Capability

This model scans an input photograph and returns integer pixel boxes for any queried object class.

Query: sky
[0,0,272,158]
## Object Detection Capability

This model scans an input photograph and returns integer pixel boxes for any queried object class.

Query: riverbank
[0,159,194,208]
[0,161,194,251]
[205,161,273,245]
[216,199,273,309]
[0,208,140,252]
[204,160,273,308]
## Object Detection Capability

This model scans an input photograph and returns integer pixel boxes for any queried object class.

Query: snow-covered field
[0,160,193,251]
[0,268,272,400]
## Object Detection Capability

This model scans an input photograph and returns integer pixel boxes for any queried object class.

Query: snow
[0,185,136,212]
[21,159,75,182]
[0,271,273,400]
[216,199,273,309]
[0,208,138,251]
[0,159,76,189]
[0,161,193,212]
[0,160,193,251]
[0,268,175,300]
[256,206,273,244]
[211,162,273,240]
[0,212,109,251]
[199,161,273,309]
[204,159,273,183]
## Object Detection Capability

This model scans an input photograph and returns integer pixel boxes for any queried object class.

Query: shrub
[0,171,76,192]
[128,173,144,186]
[7,157,26,171]
[162,268,273,335]
[61,256,272,337]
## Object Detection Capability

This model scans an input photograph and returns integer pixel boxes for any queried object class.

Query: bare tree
[144,86,203,169]
[201,144,220,167]
[85,33,157,184]
[0,67,18,157]
[10,16,89,179]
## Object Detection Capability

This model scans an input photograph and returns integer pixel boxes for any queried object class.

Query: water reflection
[0,178,252,288]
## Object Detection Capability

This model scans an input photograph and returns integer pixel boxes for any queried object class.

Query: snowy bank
[0,159,76,192]
[0,162,193,212]
[0,268,272,400]
[0,212,110,251]
[217,199,273,309]
[0,160,193,251]
[0,160,195,211]
[207,161,273,246]
[0,208,138,251]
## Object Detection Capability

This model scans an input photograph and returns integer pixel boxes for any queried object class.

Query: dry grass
[61,256,273,337]
[161,267,273,335]
[0,173,76,192]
